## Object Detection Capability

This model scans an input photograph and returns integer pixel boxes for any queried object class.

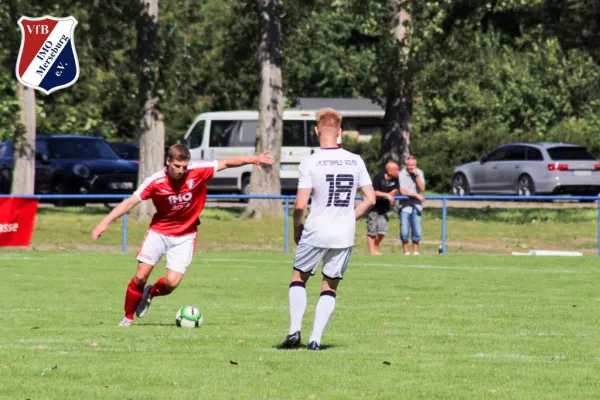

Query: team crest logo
[16,16,79,95]
[188,179,195,189]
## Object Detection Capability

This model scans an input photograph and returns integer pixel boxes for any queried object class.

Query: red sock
[124,278,144,320]
[149,277,173,297]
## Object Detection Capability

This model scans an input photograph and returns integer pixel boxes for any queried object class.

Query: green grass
[1,252,600,399]
[29,205,600,254]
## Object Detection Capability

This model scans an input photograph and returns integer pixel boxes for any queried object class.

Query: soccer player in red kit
[91,144,273,326]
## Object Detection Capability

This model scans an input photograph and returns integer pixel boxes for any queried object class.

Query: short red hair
[316,107,342,128]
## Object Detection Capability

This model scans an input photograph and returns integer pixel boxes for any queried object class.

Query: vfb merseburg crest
[16,16,79,95]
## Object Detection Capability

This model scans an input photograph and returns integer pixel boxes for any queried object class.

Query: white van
[182,110,319,194]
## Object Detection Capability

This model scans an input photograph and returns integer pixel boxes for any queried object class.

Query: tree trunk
[11,82,36,195]
[242,0,283,219]
[134,0,165,220]
[380,2,412,168]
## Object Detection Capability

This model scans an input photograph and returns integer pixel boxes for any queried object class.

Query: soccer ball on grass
[175,305,203,328]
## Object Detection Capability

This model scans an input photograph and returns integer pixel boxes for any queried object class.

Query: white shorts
[136,230,197,274]
[293,242,353,280]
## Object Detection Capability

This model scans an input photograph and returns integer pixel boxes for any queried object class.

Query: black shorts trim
[322,272,342,281]
[293,266,315,276]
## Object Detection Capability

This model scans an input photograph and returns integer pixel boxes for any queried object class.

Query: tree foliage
[0,0,598,193]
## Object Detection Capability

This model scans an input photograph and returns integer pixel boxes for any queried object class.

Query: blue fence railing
[1,194,599,255]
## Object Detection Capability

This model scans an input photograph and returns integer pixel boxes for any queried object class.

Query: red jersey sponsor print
[134,161,217,236]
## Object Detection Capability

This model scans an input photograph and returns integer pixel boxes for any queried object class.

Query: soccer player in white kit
[276,108,376,351]
[91,144,272,327]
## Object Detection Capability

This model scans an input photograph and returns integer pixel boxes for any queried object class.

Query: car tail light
[594,164,600,170]
[548,163,569,171]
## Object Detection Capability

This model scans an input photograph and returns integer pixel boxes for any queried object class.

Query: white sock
[288,282,307,334]
[309,291,336,344]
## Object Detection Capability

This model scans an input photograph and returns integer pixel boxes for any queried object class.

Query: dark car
[0,134,138,204]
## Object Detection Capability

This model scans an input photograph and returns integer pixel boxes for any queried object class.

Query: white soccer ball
[175,305,203,328]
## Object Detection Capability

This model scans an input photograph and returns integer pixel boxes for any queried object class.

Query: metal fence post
[10,193,600,256]
[441,198,448,255]
[284,197,290,253]
[122,212,128,253]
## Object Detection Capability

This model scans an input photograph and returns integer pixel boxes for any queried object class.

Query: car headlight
[72,164,90,178]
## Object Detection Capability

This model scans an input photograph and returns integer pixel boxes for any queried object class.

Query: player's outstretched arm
[217,152,273,172]
[91,195,141,240]
[355,184,376,220]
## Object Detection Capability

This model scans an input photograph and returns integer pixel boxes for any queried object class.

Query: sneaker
[135,285,153,318]
[404,252,410,256]
[413,252,420,255]
[307,341,320,351]
[118,317,133,327]
[276,331,301,349]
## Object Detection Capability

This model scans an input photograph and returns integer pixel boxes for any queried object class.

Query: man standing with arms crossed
[91,144,272,326]
[399,155,425,255]
[276,108,375,351]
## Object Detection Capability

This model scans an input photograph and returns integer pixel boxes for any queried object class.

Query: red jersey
[133,161,217,236]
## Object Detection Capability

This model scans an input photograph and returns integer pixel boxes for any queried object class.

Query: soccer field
[1,251,599,399]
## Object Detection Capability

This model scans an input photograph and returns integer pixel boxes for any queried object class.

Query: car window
[49,138,119,160]
[110,143,125,155]
[306,121,318,147]
[36,140,49,157]
[0,143,8,158]
[0,141,14,158]
[127,146,140,160]
[485,147,511,162]
[282,121,305,147]
[187,120,205,149]
[110,143,139,160]
[547,146,596,161]
[109,143,122,154]
[526,147,543,161]
[235,121,258,147]
[209,120,240,147]
[505,145,527,161]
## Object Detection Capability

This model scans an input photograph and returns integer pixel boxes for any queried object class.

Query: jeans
[400,209,422,243]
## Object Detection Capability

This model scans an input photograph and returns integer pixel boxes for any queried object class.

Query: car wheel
[53,181,70,207]
[240,176,250,203]
[452,173,470,196]
[517,174,535,196]
[52,181,85,207]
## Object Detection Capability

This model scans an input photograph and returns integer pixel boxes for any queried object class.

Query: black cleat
[307,341,320,351]
[276,331,301,349]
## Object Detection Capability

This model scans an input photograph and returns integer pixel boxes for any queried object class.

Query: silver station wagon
[451,142,600,196]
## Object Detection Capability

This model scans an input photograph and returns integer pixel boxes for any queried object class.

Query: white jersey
[298,148,372,248]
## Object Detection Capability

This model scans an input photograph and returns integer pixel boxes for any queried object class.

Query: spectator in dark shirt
[366,161,399,255]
